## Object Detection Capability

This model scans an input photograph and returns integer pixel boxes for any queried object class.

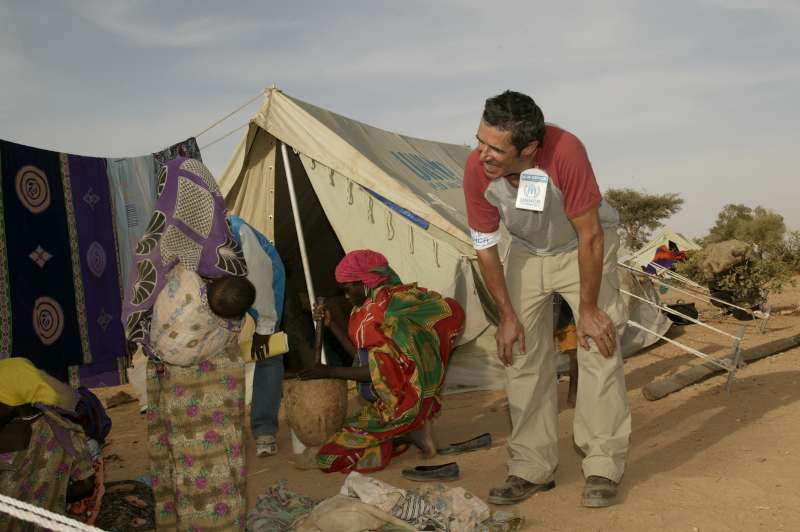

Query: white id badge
[515,168,548,211]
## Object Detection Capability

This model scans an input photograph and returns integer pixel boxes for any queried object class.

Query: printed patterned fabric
[146,350,247,530]
[317,284,465,474]
[123,157,247,347]
[67,155,126,386]
[150,265,242,366]
[153,137,202,175]
[0,410,95,532]
[0,137,202,386]
[107,154,159,299]
[0,141,89,381]
[108,137,202,295]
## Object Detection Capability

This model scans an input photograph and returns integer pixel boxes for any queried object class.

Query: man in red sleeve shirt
[464,90,630,508]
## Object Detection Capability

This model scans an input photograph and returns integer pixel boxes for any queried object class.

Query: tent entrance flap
[274,145,345,300]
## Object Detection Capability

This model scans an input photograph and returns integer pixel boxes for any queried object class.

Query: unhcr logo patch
[391,152,462,190]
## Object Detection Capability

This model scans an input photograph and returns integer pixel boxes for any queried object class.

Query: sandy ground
[96,279,800,531]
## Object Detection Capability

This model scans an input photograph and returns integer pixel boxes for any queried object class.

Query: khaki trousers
[503,231,631,483]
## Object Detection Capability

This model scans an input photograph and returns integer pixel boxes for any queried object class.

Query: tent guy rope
[199,122,248,150]
[194,91,263,138]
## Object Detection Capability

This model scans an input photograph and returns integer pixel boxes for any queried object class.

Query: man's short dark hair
[207,276,256,319]
[482,90,545,152]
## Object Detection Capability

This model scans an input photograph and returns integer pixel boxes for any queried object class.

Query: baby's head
[206,276,256,319]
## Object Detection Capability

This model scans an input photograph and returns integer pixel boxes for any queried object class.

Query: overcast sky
[1,0,798,238]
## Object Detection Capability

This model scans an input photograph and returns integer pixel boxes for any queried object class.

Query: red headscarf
[335,250,395,289]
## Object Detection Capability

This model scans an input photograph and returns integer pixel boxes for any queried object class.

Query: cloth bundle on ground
[246,481,319,532]
[290,472,523,532]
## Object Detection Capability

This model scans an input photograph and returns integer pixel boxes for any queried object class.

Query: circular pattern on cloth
[15,165,51,214]
[86,241,107,278]
[33,296,65,345]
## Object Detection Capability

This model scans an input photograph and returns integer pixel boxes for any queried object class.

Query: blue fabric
[228,215,286,325]
[74,386,112,444]
[250,355,284,437]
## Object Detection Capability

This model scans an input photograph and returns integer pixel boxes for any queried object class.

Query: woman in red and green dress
[301,250,464,473]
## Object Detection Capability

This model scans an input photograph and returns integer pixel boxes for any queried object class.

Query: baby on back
[206,275,256,320]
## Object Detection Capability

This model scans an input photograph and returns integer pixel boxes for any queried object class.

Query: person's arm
[476,246,525,366]
[239,225,280,335]
[300,302,367,380]
[312,303,356,358]
[238,223,287,360]
[570,207,616,357]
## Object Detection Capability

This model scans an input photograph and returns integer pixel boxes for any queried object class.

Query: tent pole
[280,142,326,365]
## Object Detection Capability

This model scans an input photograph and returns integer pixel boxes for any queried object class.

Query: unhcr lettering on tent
[391,152,462,191]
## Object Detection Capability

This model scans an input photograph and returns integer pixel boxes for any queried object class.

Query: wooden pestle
[313,296,325,365]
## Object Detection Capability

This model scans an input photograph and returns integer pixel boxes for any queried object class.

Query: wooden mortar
[284,297,347,447]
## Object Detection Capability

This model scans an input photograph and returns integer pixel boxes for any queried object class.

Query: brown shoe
[487,475,555,505]
[581,475,619,508]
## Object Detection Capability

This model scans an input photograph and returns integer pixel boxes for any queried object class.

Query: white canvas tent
[219,88,491,340]
[220,88,666,393]
[622,228,701,270]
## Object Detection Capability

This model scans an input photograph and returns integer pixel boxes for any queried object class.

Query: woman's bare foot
[292,446,321,470]
[407,422,437,458]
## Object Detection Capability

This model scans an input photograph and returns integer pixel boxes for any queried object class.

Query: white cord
[194,92,263,138]
[0,493,106,531]
[620,288,742,341]
[626,320,734,371]
[199,123,248,151]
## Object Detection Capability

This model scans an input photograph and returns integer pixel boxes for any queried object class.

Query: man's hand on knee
[577,307,616,358]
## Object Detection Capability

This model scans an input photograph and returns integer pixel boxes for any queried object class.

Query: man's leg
[489,245,558,504]
[250,355,284,456]
[555,232,631,505]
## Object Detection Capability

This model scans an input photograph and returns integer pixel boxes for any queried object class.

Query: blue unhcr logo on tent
[391,152,462,191]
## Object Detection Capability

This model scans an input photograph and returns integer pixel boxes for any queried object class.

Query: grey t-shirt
[485,177,619,256]
[464,124,618,256]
